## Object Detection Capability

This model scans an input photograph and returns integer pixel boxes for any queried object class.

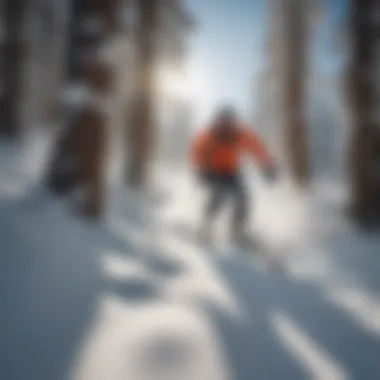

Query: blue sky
[186,0,268,124]
[313,0,348,73]
[185,0,348,126]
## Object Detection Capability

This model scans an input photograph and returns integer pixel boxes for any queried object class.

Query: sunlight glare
[158,62,205,100]
[158,71,194,98]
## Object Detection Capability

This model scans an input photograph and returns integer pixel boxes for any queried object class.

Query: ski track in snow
[1,139,380,380]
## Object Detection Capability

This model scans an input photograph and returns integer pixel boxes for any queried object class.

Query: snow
[2,133,380,380]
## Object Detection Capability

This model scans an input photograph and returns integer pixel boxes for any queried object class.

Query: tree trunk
[45,0,88,194]
[126,0,158,188]
[46,0,121,219]
[348,0,380,227]
[282,0,310,187]
[40,2,65,127]
[0,0,26,139]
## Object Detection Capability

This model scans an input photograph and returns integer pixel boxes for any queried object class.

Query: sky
[184,0,348,127]
[185,0,267,125]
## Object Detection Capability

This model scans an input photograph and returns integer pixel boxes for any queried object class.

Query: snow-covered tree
[347,0,380,226]
[46,0,122,219]
[0,0,27,139]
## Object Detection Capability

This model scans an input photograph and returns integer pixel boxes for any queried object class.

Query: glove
[262,163,279,183]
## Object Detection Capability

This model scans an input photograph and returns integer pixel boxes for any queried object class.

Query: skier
[190,106,278,246]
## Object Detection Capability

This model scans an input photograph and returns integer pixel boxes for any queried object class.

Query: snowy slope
[1,134,380,380]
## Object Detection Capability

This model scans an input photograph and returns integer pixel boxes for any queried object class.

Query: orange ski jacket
[190,126,273,173]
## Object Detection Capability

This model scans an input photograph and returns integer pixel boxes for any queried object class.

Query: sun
[157,65,203,99]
